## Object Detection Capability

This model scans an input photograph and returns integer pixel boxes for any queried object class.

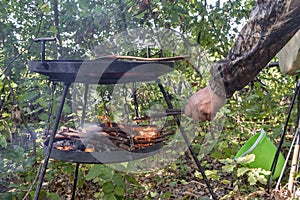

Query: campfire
[50,122,174,153]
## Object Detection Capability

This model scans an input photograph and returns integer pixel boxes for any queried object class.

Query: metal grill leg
[267,79,300,190]
[71,163,80,200]
[156,79,218,200]
[34,83,71,200]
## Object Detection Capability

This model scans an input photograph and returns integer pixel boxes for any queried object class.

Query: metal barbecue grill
[30,38,217,200]
[28,59,174,84]
[44,123,173,163]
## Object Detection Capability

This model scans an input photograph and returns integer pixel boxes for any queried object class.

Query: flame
[134,126,159,142]
[55,145,73,151]
[98,114,111,123]
[53,123,165,152]
[135,143,153,149]
[98,114,113,128]
[84,147,95,152]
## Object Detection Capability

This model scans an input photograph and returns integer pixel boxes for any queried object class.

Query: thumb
[208,86,226,119]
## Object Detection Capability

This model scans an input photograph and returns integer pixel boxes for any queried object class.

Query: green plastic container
[235,130,285,179]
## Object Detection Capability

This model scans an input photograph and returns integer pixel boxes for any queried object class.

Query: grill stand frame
[156,79,218,200]
[32,68,218,200]
[34,82,71,200]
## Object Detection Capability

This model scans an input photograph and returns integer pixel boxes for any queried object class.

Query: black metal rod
[70,84,88,199]
[156,79,218,200]
[268,79,300,189]
[34,82,71,200]
[71,163,80,200]
[41,41,46,62]
[133,82,140,120]
[81,84,89,127]
[34,38,56,62]
[150,109,183,118]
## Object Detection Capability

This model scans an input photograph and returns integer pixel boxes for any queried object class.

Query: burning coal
[49,122,174,153]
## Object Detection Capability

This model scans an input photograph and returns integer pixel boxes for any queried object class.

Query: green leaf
[222,164,235,173]
[103,193,117,200]
[112,173,125,188]
[162,191,172,199]
[101,167,114,180]
[254,168,270,185]
[2,192,14,200]
[38,190,48,200]
[38,3,50,14]
[236,154,255,165]
[237,167,250,177]
[10,82,17,88]
[247,172,257,185]
[114,185,125,196]
[47,193,61,200]
[256,174,268,185]
[219,158,235,165]
[194,170,202,179]
[85,165,102,181]
[103,181,114,194]
[125,174,140,186]
[260,169,271,176]
[221,179,231,185]
[94,192,102,198]
[63,164,74,175]
[1,112,10,118]
[211,151,224,159]
[168,181,177,187]
[150,191,158,198]
[49,26,58,34]
[0,135,7,148]
[205,170,219,180]
[38,113,49,121]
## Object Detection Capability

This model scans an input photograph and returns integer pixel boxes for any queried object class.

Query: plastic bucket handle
[239,130,265,157]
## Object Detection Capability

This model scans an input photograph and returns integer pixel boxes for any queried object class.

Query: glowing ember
[56,146,73,151]
[50,123,174,153]
[84,147,95,152]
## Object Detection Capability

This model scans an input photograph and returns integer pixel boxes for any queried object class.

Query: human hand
[184,86,226,121]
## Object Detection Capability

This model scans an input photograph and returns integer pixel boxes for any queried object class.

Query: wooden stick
[288,135,300,195]
[152,130,175,139]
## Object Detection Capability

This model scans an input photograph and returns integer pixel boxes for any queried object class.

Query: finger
[198,104,210,121]
[199,112,207,122]
[206,113,211,121]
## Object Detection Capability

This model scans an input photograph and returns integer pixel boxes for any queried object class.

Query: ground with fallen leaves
[42,152,295,200]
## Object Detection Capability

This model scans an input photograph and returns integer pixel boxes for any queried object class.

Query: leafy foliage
[0,0,296,199]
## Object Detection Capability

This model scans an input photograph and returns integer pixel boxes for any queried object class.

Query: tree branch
[53,0,63,59]
[118,0,128,31]
[0,13,44,77]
